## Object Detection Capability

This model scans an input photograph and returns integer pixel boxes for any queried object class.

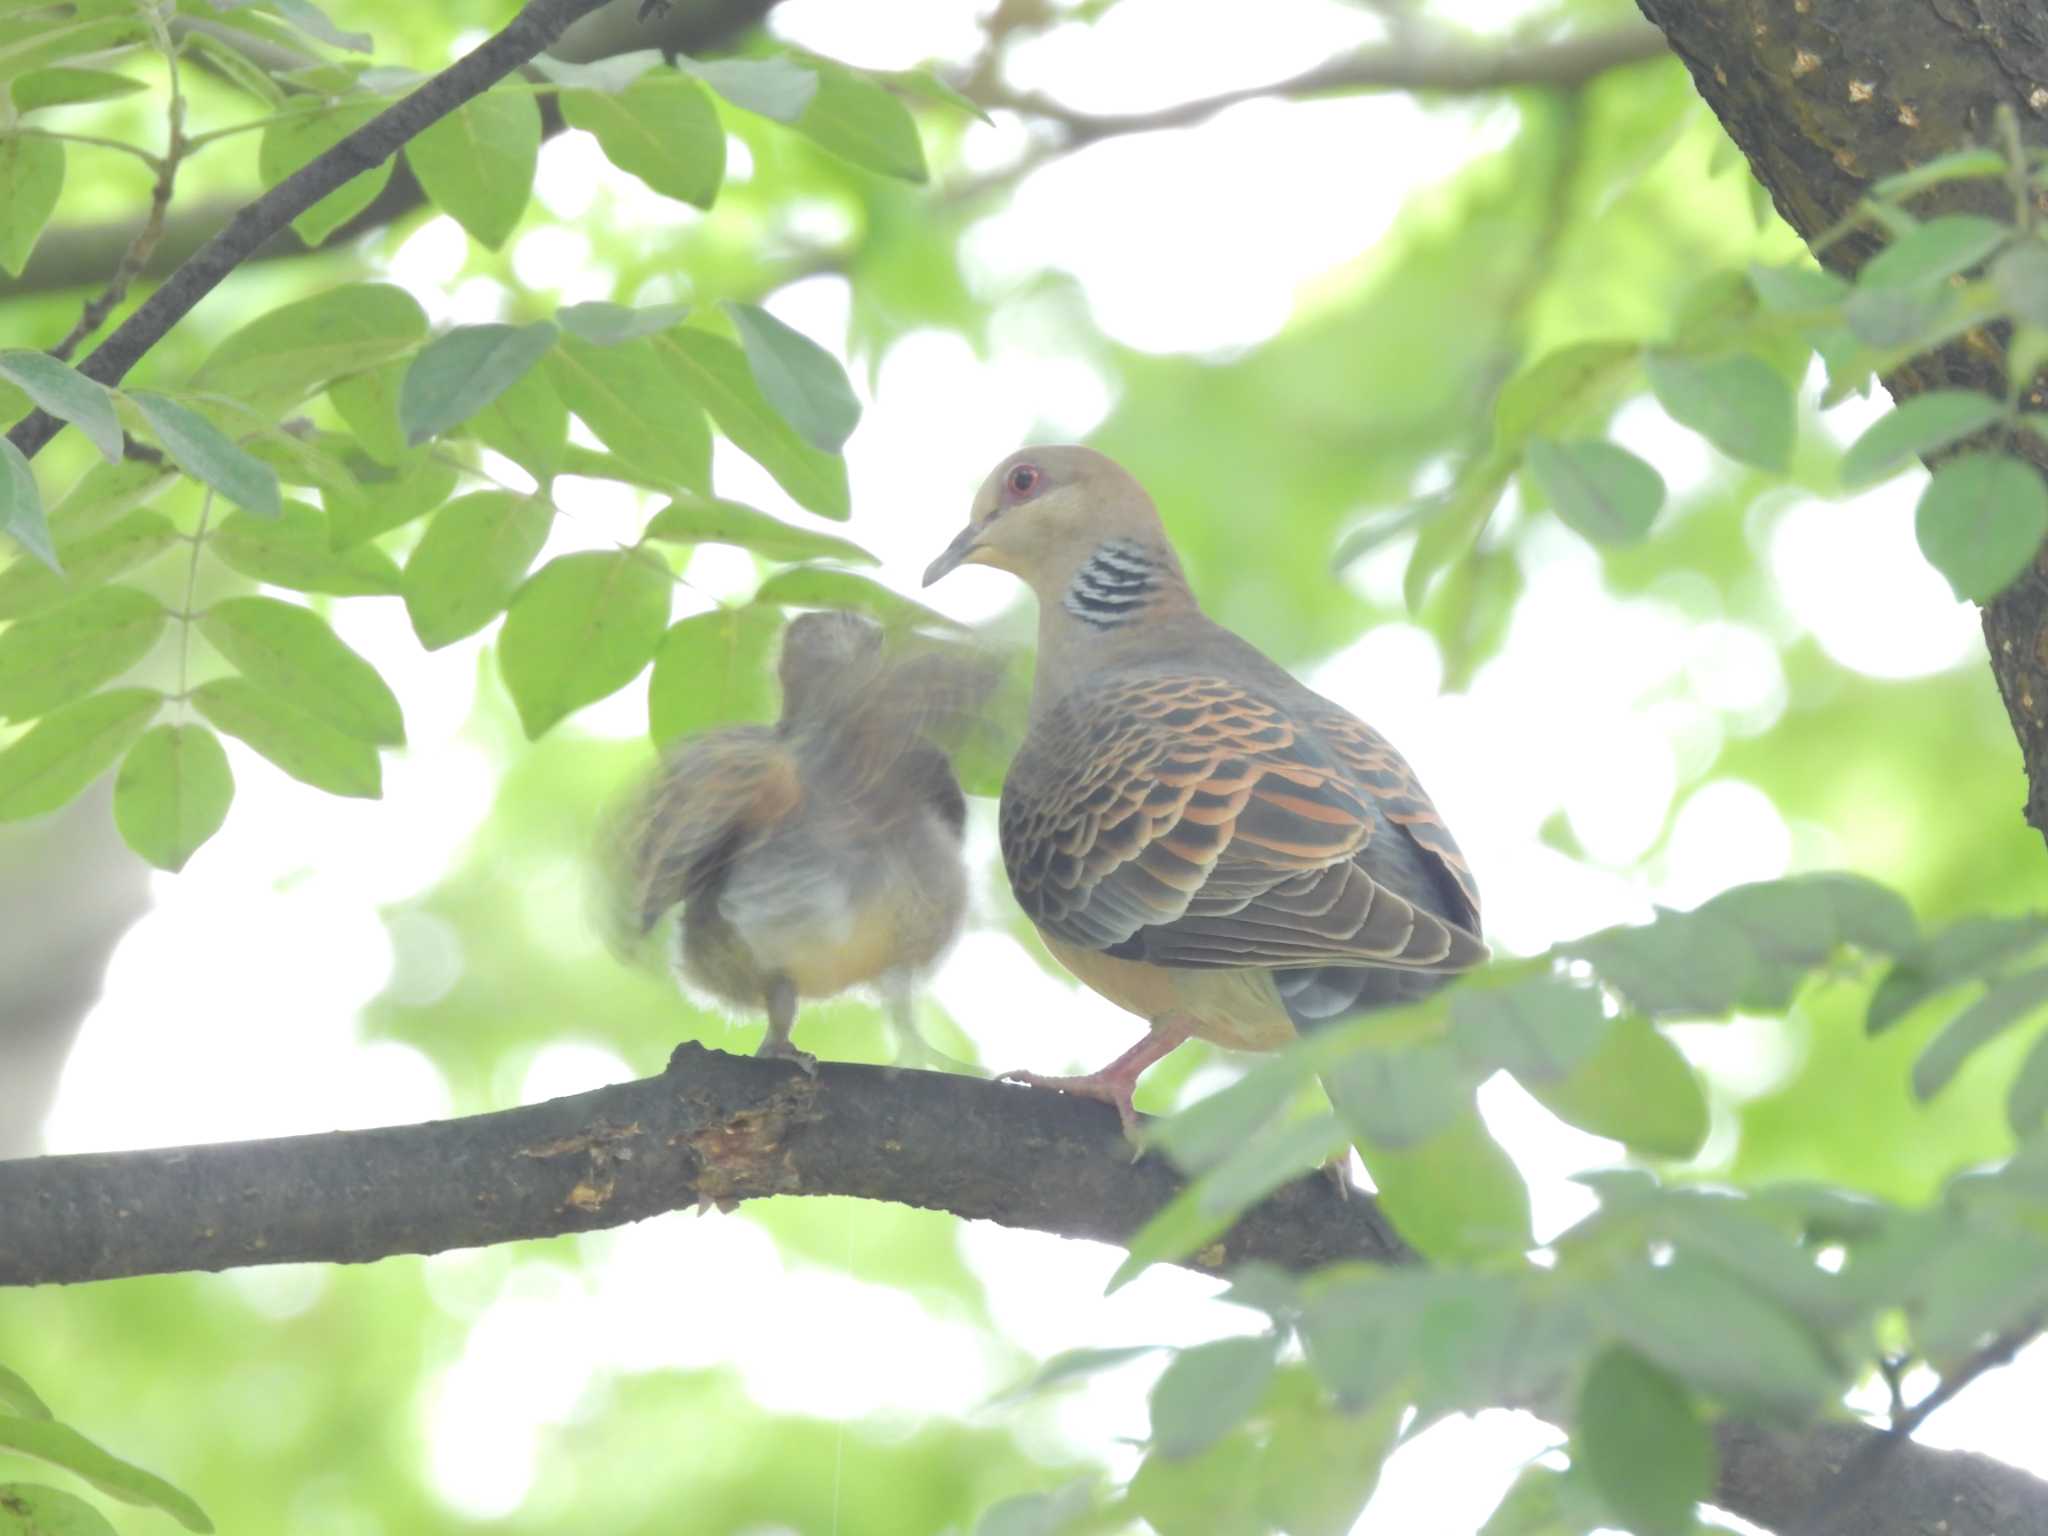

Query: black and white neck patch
[1063,538,1160,629]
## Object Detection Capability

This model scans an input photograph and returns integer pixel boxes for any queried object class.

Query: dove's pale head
[921,446,1180,605]
[777,609,882,721]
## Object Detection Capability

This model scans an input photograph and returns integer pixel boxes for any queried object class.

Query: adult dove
[619,609,972,1070]
[922,446,1485,1134]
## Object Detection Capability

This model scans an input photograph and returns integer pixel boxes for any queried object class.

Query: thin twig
[1801,1313,2046,1533]
[980,23,1667,146]
[50,6,189,364]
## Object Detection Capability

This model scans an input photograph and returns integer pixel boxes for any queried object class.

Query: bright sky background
[36,0,2033,1531]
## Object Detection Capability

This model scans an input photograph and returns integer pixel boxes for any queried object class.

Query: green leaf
[647,604,781,745]
[989,1346,1162,1407]
[0,1364,51,1419]
[0,511,179,621]
[0,1481,124,1536]
[1914,452,2048,603]
[1843,283,1957,350]
[0,585,165,722]
[1524,1015,1707,1158]
[1494,341,1640,448]
[327,362,407,467]
[0,688,159,822]
[527,51,664,94]
[555,300,691,346]
[199,596,403,746]
[497,550,673,738]
[8,64,146,110]
[1994,240,2048,329]
[724,301,862,453]
[544,336,710,490]
[560,74,724,208]
[792,62,927,182]
[127,392,281,518]
[1912,966,2048,1100]
[0,1414,209,1532]
[46,458,173,540]
[256,101,394,245]
[208,500,401,596]
[882,66,995,125]
[1644,351,1794,471]
[1450,978,1611,1083]
[0,351,121,463]
[0,436,55,572]
[1602,1256,1841,1413]
[1839,390,2006,488]
[1524,438,1663,544]
[1146,1055,1301,1176]
[191,677,379,799]
[470,361,568,481]
[398,321,559,445]
[971,1481,1103,1536]
[1748,260,1849,313]
[1574,1347,1712,1536]
[328,452,456,548]
[654,329,848,517]
[113,724,233,872]
[404,84,538,249]
[1860,214,2008,290]
[1870,148,2010,201]
[1298,1273,1425,1410]
[1870,915,2048,1033]
[179,29,287,107]
[1399,459,1509,609]
[193,284,426,405]
[1128,1433,1263,1536]
[1321,1039,1476,1149]
[678,54,817,122]
[401,490,553,650]
[1566,906,1756,1017]
[643,493,876,565]
[1475,1464,1601,1536]
[752,565,951,628]
[1148,1335,1278,1459]
[0,132,62,277]
[1362,1108,1533,1262]
[2009,1026,2048,1136]
[260,0,371,52]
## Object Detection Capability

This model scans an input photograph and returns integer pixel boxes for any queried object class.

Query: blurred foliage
[7,0,2048,1534]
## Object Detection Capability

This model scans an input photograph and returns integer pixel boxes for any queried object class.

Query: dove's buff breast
[1040,934,1297,1051]
[678,799,966,1005]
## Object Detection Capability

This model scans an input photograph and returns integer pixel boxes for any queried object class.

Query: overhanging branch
[0,1043,2042,1536]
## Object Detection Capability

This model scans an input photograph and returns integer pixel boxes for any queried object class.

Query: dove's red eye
[1005,464,1042,499]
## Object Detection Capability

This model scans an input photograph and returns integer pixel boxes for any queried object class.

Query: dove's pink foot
[999,1023,1191,1143]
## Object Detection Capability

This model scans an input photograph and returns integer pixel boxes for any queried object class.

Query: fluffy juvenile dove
[922,446,1485,1134]
[619,609,973,1070]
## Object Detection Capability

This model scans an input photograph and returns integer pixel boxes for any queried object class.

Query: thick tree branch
[981,23,1668,144]
[1633,0,2048,848]
[1,1043,2043,1536]
[4,0,617,462]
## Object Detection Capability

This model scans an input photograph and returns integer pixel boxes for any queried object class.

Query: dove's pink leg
[1000,1021,1192,1142]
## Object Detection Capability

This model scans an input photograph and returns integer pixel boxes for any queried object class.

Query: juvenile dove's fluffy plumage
[619,610,974,1069]
[923,446,1484,1132]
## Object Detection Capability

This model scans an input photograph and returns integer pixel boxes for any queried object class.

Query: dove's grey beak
[922,524,985,587]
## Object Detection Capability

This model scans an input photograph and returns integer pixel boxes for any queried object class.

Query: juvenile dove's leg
[880,974,978,1075]
[755,973,817,1075]
[1000,1019,1192,1144]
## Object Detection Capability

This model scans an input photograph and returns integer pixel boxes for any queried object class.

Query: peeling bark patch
[680,1105,799,1203]
[1899,102,1920,126]
[2032,86,2048,113]
[1848,79,1875,102]
[518,1120,642,1215]
[1793,48,1821,77]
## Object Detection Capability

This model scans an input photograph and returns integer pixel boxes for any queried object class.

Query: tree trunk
[1636,0,2048,847]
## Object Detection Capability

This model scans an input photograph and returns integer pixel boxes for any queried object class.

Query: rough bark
[1635,0,2048,845]
[1,1045,2043,1536]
